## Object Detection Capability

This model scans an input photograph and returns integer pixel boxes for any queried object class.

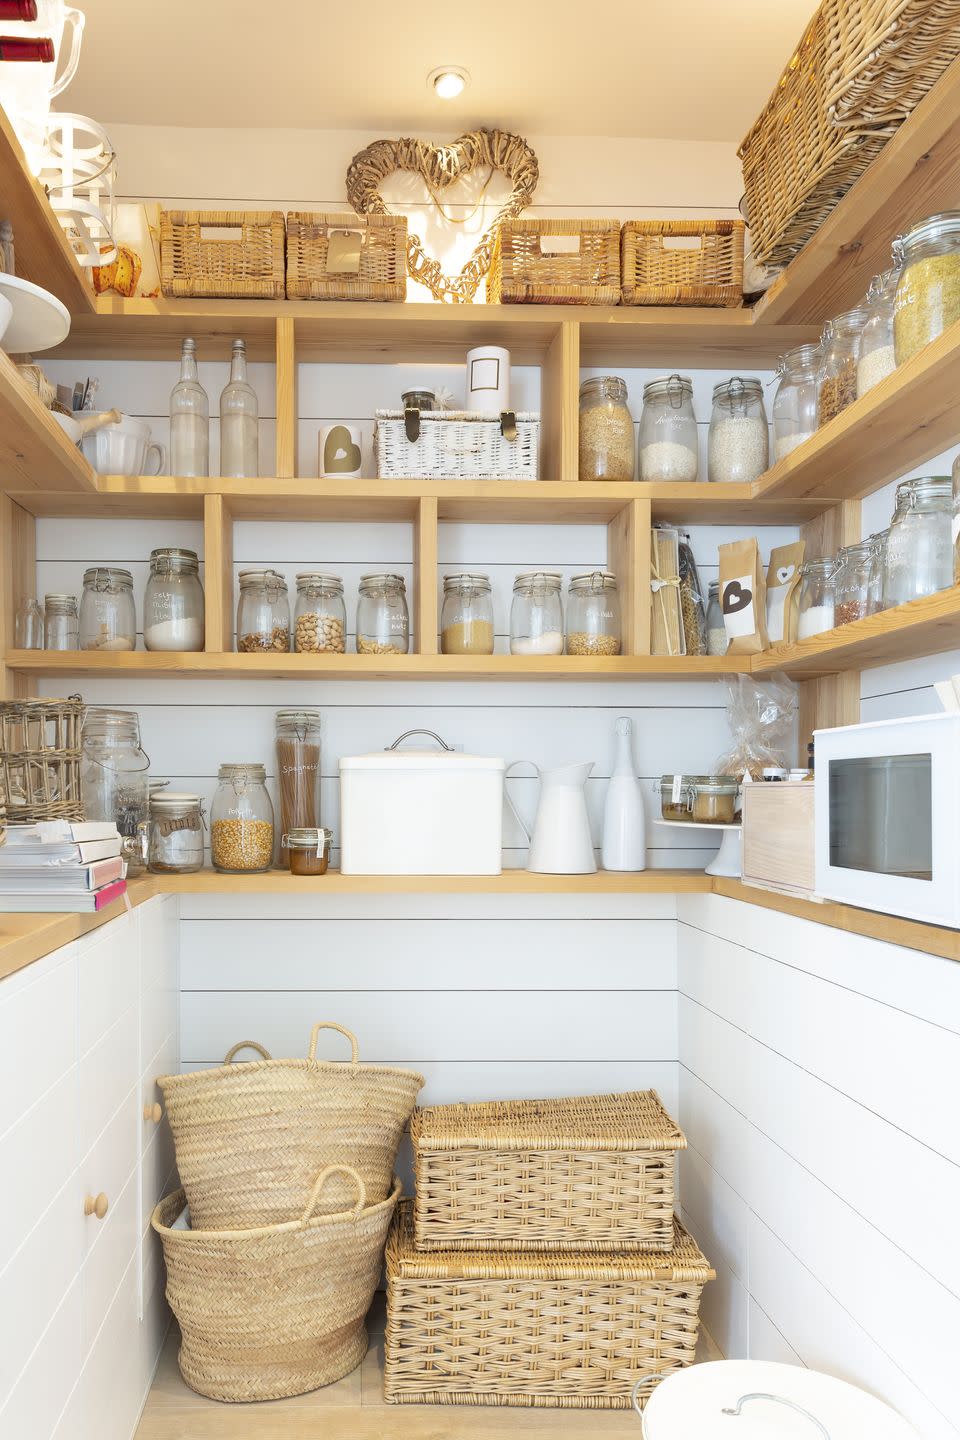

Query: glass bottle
[510,571,563,656]
[857,269,899,397]
[797,557,837,639]
[883,475,954,608]
[15,597,43,648]
[275,709,321,868]
[294,573,346,654]
[211,762,274,874]
[144,547,205,651]
[833,540,879,626]
[148,792,205,875]
[236,569,290,652]
[772,343,821,461]
[707,377,769,484]
[818,307,868,425]
[565,571,621,656]
[441,573,495,655]
[170,336,209,478]
[578,376,635,482]
[893,211,960,364]
[638,374,698,481]
[79,566,136,652]
[80,708,151,875]
[705,581,726,656]
[219,337,259,478]
[356,573,409,655]
[44,593,78,650]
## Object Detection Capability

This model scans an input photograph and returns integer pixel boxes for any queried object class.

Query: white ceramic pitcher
[505,759,596,874]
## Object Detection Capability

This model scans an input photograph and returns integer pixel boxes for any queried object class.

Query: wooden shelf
[0,350,96,494]
[162,868,712,895]
[756,588,960,677]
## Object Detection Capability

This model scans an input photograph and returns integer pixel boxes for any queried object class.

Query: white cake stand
[0,273,70,352]
[659,820,742,878]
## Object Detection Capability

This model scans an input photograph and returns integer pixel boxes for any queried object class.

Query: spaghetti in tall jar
[275,710,321,868]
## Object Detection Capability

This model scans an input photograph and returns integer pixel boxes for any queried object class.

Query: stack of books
[0,820,127,912]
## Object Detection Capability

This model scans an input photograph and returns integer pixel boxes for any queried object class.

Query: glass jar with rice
[578,376,635,482]
[893,212,960,364]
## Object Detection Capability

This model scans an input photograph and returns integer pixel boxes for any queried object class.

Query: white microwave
[815,712,960,926]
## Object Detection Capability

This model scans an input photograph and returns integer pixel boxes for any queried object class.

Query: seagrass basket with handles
[0,697,83,823]
[154,1166,400,1403]
[157,1021,422,1230]
[286,211,407,300]
[489,217,621,304]
[824,0,960,128]
[621,220,745,307]
[410,1089,685,1253]
[160,209,286,298]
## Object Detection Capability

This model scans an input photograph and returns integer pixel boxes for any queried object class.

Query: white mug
[319,423,363,479]
[466,346,511,415]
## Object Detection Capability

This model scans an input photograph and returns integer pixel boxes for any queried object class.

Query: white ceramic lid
[640,1361,917,1439]
[340,751,505,772]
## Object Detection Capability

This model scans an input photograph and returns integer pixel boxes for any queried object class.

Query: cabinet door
[51,1252,144,1440]
[77,1083,140,1355]
[0,1276,83,1440]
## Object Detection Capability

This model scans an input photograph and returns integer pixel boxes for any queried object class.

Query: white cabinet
[0,896,180,1440]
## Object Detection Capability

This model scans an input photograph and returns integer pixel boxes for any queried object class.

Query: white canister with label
[466,346,511,415]
[319,424,363,479]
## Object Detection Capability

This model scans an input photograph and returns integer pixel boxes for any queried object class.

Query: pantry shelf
[756,587,960,677]
[0,350,97,494]
[161,868,713,895]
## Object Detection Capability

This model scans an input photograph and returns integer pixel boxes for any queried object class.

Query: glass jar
[705,580,726,656]
[707,377,769,484]
[797,557,837,639]
[236,569,290,652]
[691,775,740,824]
[639,374,698,481]
[15,596,43,648]
[893,211,960,364]
[883,475,954,608]
[283,826,332,876]
[275,709,321,868]
[441,573,494,655]
[80,567,136,653]
[44,593,78,650]
[833,540,879,626]
[148,791,205,874]
[80,708,150,875]
[357,573,409,655]
[677,531,706,657]
[660,773,697,822]
[144,548,204,652]
[954,453,960,585]
[578,376,635,482]
[402,388,436,411]
[857,269,899,397]
[294,573,345,654]
[818,307,867,425]
[510,571,563,656]
[772,343,821,461]
[211,762,274,873]
[867,531,887,612]
[565,571,620,656]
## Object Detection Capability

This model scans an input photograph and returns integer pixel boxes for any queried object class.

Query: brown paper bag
[719,537,769,655]
[765,540,805,645]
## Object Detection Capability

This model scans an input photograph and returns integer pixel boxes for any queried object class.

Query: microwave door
[828,754,932,879]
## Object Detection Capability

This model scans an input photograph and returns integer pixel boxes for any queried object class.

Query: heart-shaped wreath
[346,129,539,304]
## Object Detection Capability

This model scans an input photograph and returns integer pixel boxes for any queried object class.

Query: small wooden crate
[286,212,407,301]
[160,210,286,299]
[384,1202,713,1409]
[0,698,83,823]
[410,1090,685,1252]
[489,218,621,305]
[621,220,745,307]
[824,0,960,128]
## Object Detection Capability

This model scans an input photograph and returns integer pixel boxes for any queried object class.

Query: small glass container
[707,377,769,484]
[705,581,726,656]
[15,597,43,649]
[211,762,274,873]
[883,475,954,609]
[236,569,290,652]
[144,547,205,652]
[283,826,332,876]
[441,573,494,655]
[80,567,136,653]
[44,593,79,650]
[148,791,205,874]
[81,708,150,875]
[857,269,899,397]
[797,557,837,639]
[893,211,960,364]
[833,539,879,626]
[660,773,697,822]
[276,709,321,868]
[772,343,821,461]
[578,376,635,482]
[566,571,620,656]
[357,573,409,655]
[818,307,868,425]
[691,775,740,824]
[510,571,563,656]
[294,573,345,654]
[402,388,436,411]
[638,374,698,481]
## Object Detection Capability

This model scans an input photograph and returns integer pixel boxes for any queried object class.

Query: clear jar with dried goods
[236,569,290,653]
[639,374,698,482]
[294,573,345,654]
[148,791,205,874]
[441,573,495,655]
[565,571,621,656]
[144,548,205,652]
[578,376,635,482]
[833,540,879,626]
[857,269,899,397]
[818,307,867,425]
[80,567,136,652]
[211,762,274,873]
[772,343,821,461]
[283,826,332,876]
[81,708,150,875]
[893,211,960,364]
[691,775,739,824]
[707,377,769,484]
[44,594,79,650]
[357,573,409,655]
[510,571,563,656]
[659,774,697,822]
[705,581,726,656]
[882,475,954,609]
[676,531,706,657]
[797,557,837,639]
[275,709,321,868]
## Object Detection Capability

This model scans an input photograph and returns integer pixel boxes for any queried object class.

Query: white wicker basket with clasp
[374,409,539,481]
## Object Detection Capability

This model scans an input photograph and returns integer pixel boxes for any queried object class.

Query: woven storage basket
[160,209,285,298]
[157,1021,423,1230]
[375,409,539,481]
[489,218,621,305]
[621,220,745,308]
[824,0,960,127]
[411,1090,685,1253]
[154,1166,400,1403]
[384,1202,713,1409]
[286,211,407,301]
[0,698,83,823]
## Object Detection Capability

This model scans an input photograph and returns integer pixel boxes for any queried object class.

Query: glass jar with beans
[294,573,346,654]
[236,569,290,652]
[211,763,274,873]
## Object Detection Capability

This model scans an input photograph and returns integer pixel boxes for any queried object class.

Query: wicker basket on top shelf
[489,218,621,305]
[160,210,286,299]
[0,697,83,823]
[824,0,960,128]
[286,212,407,301]
[621,220,745,307]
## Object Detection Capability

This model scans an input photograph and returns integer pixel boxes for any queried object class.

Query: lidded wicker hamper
[410,1089,686,1252]
[375,409,539,481]
[621,220,745,307]
[286,211,407,301]
[160,209,286,298]
[489,218,621,305]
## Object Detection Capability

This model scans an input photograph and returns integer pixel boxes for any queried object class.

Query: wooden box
[742,782,816,897]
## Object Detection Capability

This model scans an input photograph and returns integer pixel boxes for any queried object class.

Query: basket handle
[301,1164,367,1224]
[308,1021,359,1064]
[222,1040,272,1064]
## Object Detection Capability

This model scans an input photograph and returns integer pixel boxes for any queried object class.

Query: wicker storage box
[824,0,960,127]
[0,698,83,823]
[375,409,539,481]
[286,211,407,301]
[411,1090,685,1253]
[621,220,745,308]
[489,218,621,305]
[160,209,286,298]
[384,1202,713,1409]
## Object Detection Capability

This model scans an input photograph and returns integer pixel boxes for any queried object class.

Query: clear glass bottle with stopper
[219,338,259,478]
[170,337,209,478]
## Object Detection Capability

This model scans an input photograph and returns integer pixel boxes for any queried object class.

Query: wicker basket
[154,1166,400,1403]
[286,211,407,301]
[160,209,286,299]
[411,1090,685,1253]
[0,698,83,823]
[824,0,960,127]
[489,218,621,305]
[375,409,539,481]
[384,1202,713,1409]
[157,1021,423,1230]
[621,220,745,308]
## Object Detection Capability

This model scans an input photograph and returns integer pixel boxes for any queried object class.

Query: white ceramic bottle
[601,715,647,871]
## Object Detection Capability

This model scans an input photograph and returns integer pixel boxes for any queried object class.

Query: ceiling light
[429,67,468,100]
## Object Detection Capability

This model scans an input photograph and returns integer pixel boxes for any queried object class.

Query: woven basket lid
[410,1089,686,1154]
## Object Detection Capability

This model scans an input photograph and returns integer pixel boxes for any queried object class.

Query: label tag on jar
[157,813,201,836]
[671,773,684,805]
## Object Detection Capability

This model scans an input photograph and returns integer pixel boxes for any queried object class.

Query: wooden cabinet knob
[143,1102,162,1124]
[84,1193,109,1221]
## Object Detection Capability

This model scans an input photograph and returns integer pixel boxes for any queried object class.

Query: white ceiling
[65,0,819,141]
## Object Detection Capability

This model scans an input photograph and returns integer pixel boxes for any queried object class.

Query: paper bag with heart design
[719,538,769,655]
[765,540,805,644]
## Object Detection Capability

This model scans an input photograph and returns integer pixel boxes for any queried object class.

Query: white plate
[0,273,70,353]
